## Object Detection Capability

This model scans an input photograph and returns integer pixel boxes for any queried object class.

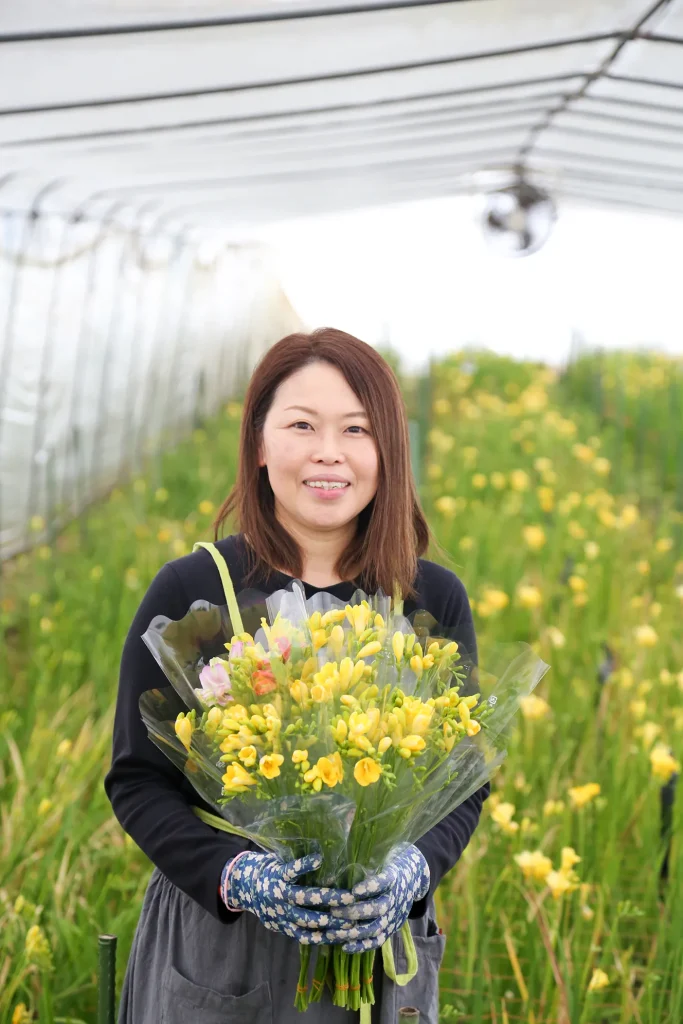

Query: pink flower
[274,636,292,661]
[228,641,244,661]
[198,661,232,705]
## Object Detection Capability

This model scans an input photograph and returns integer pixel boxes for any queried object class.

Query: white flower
[341,893,354,904]
[309,892,322,905]
[295,892,306,905]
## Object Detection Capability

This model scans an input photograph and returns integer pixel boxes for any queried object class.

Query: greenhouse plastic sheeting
[0,219,302,559]
[1,0,683,223]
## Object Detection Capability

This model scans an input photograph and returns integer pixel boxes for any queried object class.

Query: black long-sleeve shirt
[104,533,489,924]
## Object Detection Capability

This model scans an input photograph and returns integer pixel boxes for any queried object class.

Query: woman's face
[258,361,379,536]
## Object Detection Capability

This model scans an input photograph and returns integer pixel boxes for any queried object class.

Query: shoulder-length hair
[213,327,441,601]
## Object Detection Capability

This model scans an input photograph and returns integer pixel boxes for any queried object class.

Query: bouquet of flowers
[139,575,549,1014]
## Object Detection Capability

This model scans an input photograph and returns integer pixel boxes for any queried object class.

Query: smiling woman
[213,326,433,599]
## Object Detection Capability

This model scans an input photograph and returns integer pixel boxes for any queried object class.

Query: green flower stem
[309,945,330,1004]
[294,944,311,1011]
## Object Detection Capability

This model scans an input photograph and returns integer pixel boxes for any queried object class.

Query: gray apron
[118,866,446,1023]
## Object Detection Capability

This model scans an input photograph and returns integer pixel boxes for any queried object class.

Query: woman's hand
[221,851,360,944]
[285,845,430,952]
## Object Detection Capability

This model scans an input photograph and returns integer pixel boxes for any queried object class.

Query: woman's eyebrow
[284,405,368,418]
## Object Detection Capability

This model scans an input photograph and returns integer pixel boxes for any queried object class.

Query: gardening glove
[221,850,361,944]
[287,844,430,953]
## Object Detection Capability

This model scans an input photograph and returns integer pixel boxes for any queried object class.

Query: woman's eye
[291,422,367,434]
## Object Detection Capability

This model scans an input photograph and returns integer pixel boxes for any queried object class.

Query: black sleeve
[410,575,491,919]
[104,562,247,924]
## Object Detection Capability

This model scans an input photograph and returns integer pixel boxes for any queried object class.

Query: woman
[105,327,490,1023]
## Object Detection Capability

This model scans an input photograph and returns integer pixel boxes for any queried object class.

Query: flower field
[0,350,681,1024]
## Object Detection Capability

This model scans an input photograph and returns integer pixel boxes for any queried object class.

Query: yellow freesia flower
[588,969,610,992]
[175,714,193,751]
[238,745,258,767]
[491,802,519,834]
[568,782,601,809]
[560,847,581,873]
[222,763,257,792]
[317,756,341,787]
[650,743,680,783]
[520,695,550,720]
[514,849,552,880]
[259,753,285,780]
[292,749,308,763]
[354,758,382,786]
[546,869,575,899]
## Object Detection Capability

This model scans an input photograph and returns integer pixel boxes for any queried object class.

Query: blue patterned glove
[221,851,359,944]
[287,845,431,953]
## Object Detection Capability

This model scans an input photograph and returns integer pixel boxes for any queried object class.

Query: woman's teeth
[304,481,349,489]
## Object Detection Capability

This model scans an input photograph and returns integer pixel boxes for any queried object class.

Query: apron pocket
[385,925,446,1024]
[162,964,273,1024]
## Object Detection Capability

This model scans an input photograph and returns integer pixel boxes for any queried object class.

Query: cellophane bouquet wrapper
[139,578,549,1012]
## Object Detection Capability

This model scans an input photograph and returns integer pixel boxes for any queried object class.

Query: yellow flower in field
[629,699,647,720]
[171,539,188,557]
[573,592,588,608]
[567,574,587,593]
[588,969,610,992]
[560,847,581,873]
[544,626,566,648]
[259,753,284,780]
[514,849,553,881]
[568,782,601,809]
[650,602,662,619]
[584,541,600,560]
[520,695,550,720]
[198,500,215,515]
[354,757,382,786]
[656,537,673,554]
[593,457,611,475]
[38,798,52,815]
[572,443,595,463]
[459,536,474,551]
[472,473,487,489]
[125,567,140,590]
[516,584,542,609]
[543,799,565,817]
[238,745,258,767]
[659,669,673,686]
[56,739,72,759]
[433,397,451,416]
[25,924,52,963]
[534,456,553,473]
[37,545,52,560]
[155,487,169,503]
[427,463,443,480]
[478,588,509,616]
[28,592,42,607]
[636,560,650,575]
[509,469,530,491]
[40,617,53,634]
[568,520,586,540]
[537,486,554,512]
[635,722,661,748]
[546,869,575,899]
[650,743,680,784]
[634,624,658,648]
[617,504,639,528]
[490,471,507,490]
[12,1003,32,1024]
[434,495,458,517]
[316,756,342,787]
[523,525,546,551]
[157,527,172,543]
[597,507,616,528]
[491,802,519,835]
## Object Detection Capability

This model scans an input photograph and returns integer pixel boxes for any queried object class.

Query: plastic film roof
[1,0,682,228]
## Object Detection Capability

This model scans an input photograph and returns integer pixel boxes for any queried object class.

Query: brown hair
[213,327,440,601]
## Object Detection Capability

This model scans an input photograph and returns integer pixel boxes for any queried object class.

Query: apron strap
[192,541,245,636]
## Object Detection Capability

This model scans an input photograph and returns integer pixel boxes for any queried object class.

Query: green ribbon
[193,541,245,635]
